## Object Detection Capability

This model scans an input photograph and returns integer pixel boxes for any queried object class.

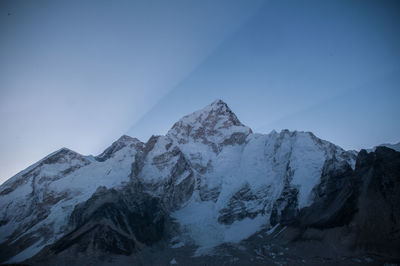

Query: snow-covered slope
[0,135,143,262]
[368,142,400,152]
[0,99,358,263]
[161,101,355,253]
[130,100,356,254]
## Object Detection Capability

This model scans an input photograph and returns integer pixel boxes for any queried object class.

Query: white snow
[170,129,352,253]
[369,142,400,152]
[171,193,268,256]
[167,99,252,145]
[0,139,140,262]
[0,100,357,261]
[288,133,326,207]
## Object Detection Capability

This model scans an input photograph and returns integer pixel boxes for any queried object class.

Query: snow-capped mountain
[0,100,398,265]
[368,141,400,152]
[0,135,142,262]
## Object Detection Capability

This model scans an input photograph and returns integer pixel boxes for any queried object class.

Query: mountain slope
[0,136,143,262]
[1,99,397,265]
[369,141,400,152]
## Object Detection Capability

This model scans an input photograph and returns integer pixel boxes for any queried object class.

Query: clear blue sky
[1,0,399,184]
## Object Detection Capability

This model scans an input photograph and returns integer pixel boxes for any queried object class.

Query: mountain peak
[96,135,143,162]
[116,134,139,144]
[209,98,227,108]
[369,141,400,153]
[167,99,252,145]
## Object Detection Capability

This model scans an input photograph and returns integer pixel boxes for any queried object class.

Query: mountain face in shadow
[0,100,398,265]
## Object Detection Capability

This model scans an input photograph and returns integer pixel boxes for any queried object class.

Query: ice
[266,223,280,235]
[0,100,358,261]
[172,195,267,255]
[0,137,140,261]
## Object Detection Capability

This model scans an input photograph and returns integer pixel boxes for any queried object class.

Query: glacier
[2,99,398,265]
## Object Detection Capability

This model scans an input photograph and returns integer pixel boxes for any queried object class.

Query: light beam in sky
[0,0,265,183]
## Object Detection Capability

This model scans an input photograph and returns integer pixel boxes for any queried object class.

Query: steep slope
[37,186,166,260]
[349,147,400,255]
[1,99,382,265]
[250,146,400,265]
[165,101,355,253]
[0,135,143,263]
[370,141,400,152]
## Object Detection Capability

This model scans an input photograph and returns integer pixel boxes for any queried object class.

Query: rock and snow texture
[167,99,252,148]
[0,135,143,263]
[0,99,358,263]
[369,142,400,152]
[164,100,355,253]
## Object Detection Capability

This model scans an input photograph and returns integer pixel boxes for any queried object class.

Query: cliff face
[350,147,400,255]
[1,100,398,265]
[253,146,400,265]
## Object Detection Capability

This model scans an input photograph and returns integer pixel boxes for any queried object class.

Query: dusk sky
[1,0,399,184]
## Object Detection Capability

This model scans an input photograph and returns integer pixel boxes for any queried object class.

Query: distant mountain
[368,142,400,152]
[0,100,399,265]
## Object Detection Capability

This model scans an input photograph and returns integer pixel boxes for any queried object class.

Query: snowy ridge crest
[0,99,361,263]
[167,99,252,146]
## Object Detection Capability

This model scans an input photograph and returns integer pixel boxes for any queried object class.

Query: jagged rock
[351,147,400,255]
[277,147,400,259]
[0,99,397,265]
[33,185,166,260]
[218,183,262,225]
[96,135,143,162]
[298,157,356,228]
[167,99,252,149]
[0,135,141,263]
[131,136,195,211]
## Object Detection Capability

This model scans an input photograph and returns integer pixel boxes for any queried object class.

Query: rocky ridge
[0,99,398,265]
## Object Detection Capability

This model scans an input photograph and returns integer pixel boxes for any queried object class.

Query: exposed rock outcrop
[0,100,397,265]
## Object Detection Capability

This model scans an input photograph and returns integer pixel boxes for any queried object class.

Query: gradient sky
[1,0,399,184]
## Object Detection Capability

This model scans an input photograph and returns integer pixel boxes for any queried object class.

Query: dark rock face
[0,148,91,262]
[199,183,221,202]
[284,147,400,258]
[53,224,137,255]
[160,150,195,210]
[297,157,356,228]
[221,132,248,146]
[269,161,299,227]
[351,147,400,255]
[1,100,399,265]
[131,136,196,211]
[43,186,166,257]
[270,185,299,227]
[218,183,259,224]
